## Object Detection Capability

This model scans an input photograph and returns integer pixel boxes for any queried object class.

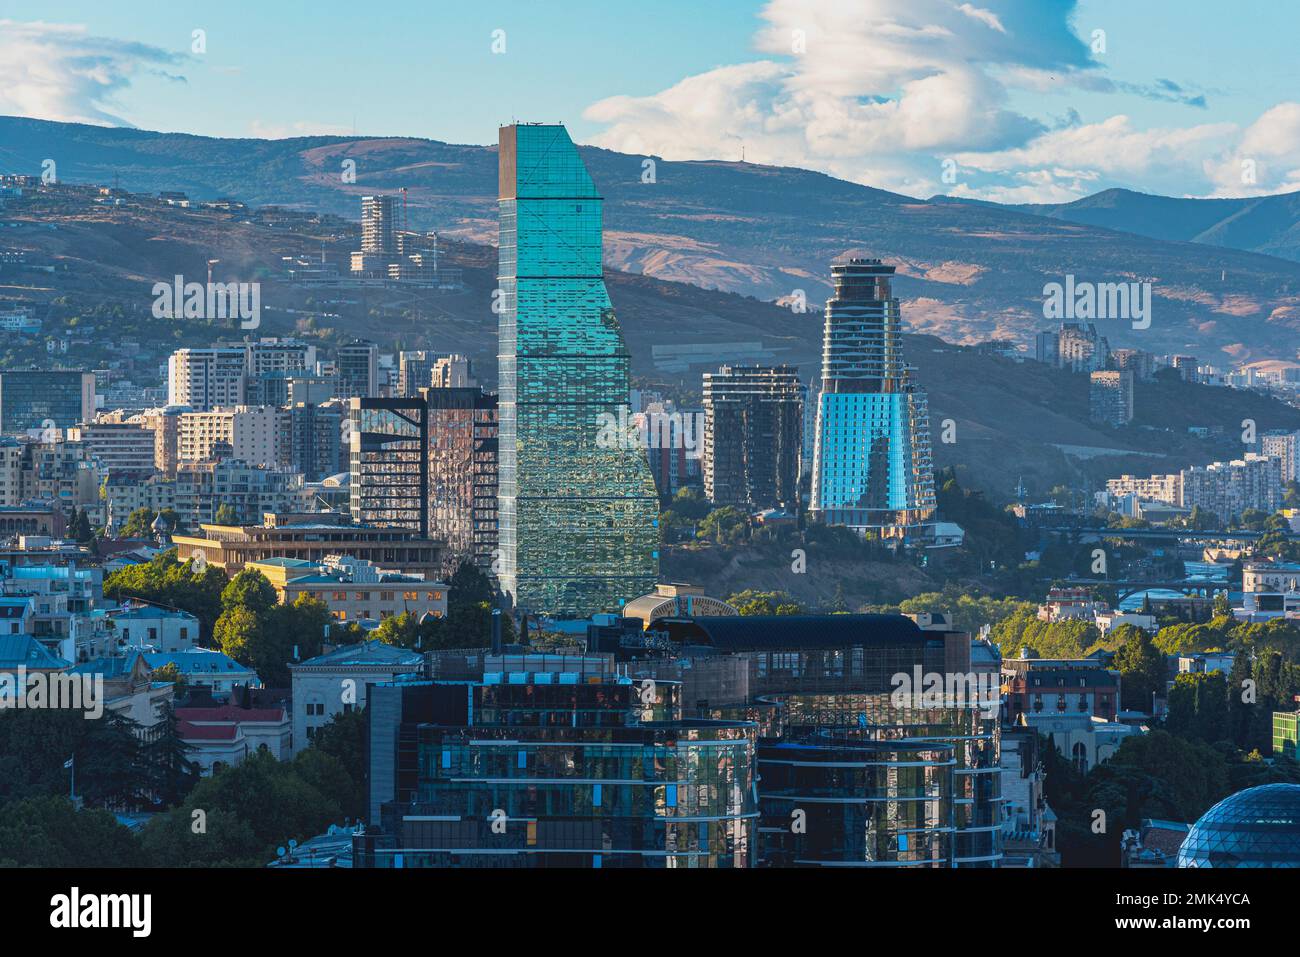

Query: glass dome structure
[1178,783,1300,867]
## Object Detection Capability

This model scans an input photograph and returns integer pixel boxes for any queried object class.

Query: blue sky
[3,0,1300,201]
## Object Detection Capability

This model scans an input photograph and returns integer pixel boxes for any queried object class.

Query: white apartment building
[1180,453,1282,521]
[178,405,287,467]
[104,471,177,530]
[167,347,246,411]
[67,420,158,473]
[244,338,317,377]
[173,459,308,527]
[1106,473,1181,504]
[1262,430,1300,483]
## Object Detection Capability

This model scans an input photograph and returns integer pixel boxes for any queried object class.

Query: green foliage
[1166,671,1230,744]
[103,549,226,642]
[873,588,1034,636]
[1111,625,1165,713]
[221,569,278,616]
[725,589,803,616]
[934,468,1027,575]
[0,707,151,809]
[698,506,750,544]
[0,797,145,867]
[119,507,185,538]
[138,750,344,866]
[306,708,367,820]
[990,608,1102,659]
[668,486,711,520]
[213,587,329,688]
[1048,730,1233,866]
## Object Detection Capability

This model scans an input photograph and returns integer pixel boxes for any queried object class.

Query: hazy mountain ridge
[1,192,1296,505]
[4,116,1300,364]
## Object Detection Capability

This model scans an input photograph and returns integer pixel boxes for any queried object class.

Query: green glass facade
[1274,710,1299,760]
[497,123,658,617]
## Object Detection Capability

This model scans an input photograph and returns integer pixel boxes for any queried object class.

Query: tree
[0,797,145,867]
[103,549,227,642]
[214,503,240,525]
[668,486,711,521]
[140,702,200,807]
[270,593,330,664]
[214,606,262,669]
[726,590,804,617]
[308,708,367,820]
[0,707,150,809]
[1165,671,1231,744]
[221,569,278,617]
[698,506,750,544]
[138,750,343,866]
[1112,625,1164,713]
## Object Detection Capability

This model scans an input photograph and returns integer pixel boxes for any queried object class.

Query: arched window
[1072,741,1088,776]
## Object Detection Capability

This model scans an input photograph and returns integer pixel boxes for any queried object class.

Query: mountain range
[3,115,1300,366]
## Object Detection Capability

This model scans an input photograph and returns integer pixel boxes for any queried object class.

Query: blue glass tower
[497,124,659,617]
[809,259,935,531]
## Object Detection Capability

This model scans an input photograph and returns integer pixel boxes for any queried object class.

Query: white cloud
[583,0,1283,203]
[956,4,1007,34]
[0,20,184,127]
[248,119,354,139]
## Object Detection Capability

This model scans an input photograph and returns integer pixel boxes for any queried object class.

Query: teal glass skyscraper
[809,259,936,532]
[497,124,659,617]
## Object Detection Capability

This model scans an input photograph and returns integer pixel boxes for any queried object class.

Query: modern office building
[356,666,758,867]
[397,351,433,397]
[0,370,96,435]
[650,613,1003,867]
[424,386,498,575]
[1089,369,1135,426]
[348,397,428,536]
[808,259,936,533]
[337,339,379,400]
[496,123,659,616]
[167,348,246,411]
[702,365,802,509]
[287,400,346,483]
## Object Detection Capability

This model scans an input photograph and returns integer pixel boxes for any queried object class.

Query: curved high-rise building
[497,124,659,617]
[809,258,936,531]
